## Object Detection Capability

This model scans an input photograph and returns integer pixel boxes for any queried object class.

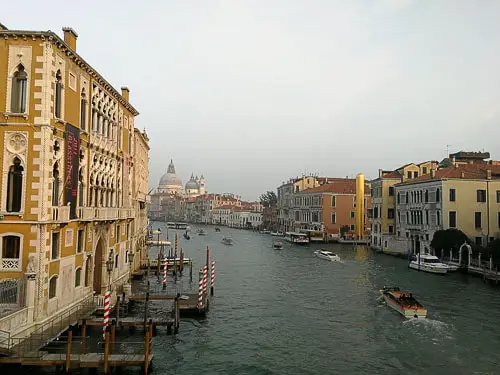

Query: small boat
[261,229,271,234]
[183,231,190,240]
[221,237,234,245]
[272,241,283,249]
[409,253,449,274]
[166,222,176,229]
[314,250,340,262]
[215,227,221,232]
[197,229,207,236]
[380,286,427,319]
[285,232,310,245]
[271,232,285,237]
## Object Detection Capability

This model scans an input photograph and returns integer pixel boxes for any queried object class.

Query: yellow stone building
[0,25,149,338]
[370,161,438,253]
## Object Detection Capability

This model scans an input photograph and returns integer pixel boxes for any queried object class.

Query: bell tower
[199,174,205,195]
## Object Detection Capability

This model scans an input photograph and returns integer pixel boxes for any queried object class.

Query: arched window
[6,157,23,212]
[425,190,429,203]
[84,256,91,287]
[52,163,60,206]
[11,65,28,113]
[75,268,81,287]
[1,235,21,270]
[88,173,94,207]
[397,192,400,204]
[55,70,62,118]
[49,276,58,299]
[96,104,101,134]
[436,188,440,203]
[91,107,96,132]
[80,89,87,130]
[405,191,409,204]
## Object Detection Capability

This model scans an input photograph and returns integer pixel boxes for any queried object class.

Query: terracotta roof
[381,171,402,179]
[397,164,500,185]
[297,179,362,194]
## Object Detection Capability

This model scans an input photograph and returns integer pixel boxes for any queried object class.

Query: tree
[340,225,350,238]
[259,191,277,208]
[430,229,470,256]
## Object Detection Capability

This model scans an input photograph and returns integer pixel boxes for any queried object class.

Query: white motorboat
[409,253,449,274]
[272,241,284,249]
[271,232,284,237]
[314,250,341,262]
[221,237,234,245]
[285,232,310,245]
[261,229,271,234]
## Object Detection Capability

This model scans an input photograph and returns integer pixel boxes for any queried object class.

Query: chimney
[430,169,436,178]
[121,87,130,102]
[461,172,465,179]
[487,169,492,180]
[62,27,78,50]
[378,169,383,178]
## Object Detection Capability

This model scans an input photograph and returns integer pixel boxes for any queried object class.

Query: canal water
[141,222,500,375]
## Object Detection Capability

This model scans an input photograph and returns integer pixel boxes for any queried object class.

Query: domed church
[185,173,205,197]
[156,159,205,197]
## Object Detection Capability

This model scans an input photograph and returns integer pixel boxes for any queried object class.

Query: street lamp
[106,250,114,290]
[127,250,134,283]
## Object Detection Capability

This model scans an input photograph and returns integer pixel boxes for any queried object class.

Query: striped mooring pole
[103,290,111,339]
[163,257,167,289]
[203,265,208,294]
[198,267,204,309]
[210,260,215,296]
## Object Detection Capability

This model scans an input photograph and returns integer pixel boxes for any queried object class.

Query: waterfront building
[394,161,500,255]
[229,208,263,229]
[262,205,278,231]
[370,161,438,253]
[0,25,148,338]
[291,179,372,239]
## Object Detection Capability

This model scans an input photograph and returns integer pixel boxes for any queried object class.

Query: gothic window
[49,276,57,299]
[75,268,81,287]
[91,107,96,132]
[80,89,87,130]
[128,130,132,152]
[78,168,84,207]
[97,104,101,134]
[11,64,27,113]
[52,163,60,206]
[55,70,63,118]
[6,157,23,212]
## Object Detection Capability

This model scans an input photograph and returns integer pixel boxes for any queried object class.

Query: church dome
[158,160,182,189]
[185,173,199,191]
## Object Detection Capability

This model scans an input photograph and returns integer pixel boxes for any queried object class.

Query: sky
[2,0,500,200]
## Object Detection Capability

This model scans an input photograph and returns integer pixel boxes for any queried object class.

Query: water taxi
[285,232,310,245]
[272,241,284,249]
[221,237,234,245]
[409,253,449,274]
[314,250,341,262]
[271,231,284,237]
[380,286,427,319]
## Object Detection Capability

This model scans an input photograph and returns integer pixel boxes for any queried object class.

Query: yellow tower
[355,173,365,240]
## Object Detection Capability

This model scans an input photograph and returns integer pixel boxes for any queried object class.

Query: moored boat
[272,241,283,249]
[380,286,427,319]
[221,237,234,245]
[285,232,310,245]
[314,250,340,262]
[197,229,207,236]
[409,253,448,274]
[261,229,271,234]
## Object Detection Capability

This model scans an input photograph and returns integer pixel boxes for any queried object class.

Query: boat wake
[402,317,455,341]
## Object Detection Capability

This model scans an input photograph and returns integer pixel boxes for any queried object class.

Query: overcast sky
[3,0,500,200]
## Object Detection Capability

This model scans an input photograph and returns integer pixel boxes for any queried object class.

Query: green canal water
[141,223,500,375]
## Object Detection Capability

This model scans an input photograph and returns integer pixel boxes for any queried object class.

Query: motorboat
[197,229,207,236]
[409,253,449,274]
[261,229,271,234]
[285,232,310,245]
[380,286,427,319]
[272,241,284,249]
[221,237,234,245]
[314,250,341,262]
[271,232,284,237]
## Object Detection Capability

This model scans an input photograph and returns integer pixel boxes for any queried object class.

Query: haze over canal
[142,223,500,374]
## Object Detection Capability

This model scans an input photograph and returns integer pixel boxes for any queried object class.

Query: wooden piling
[111,319,116,353]
[190,260,193,282]
[143,292,150,333]
[156,252,161,276]
[81,319,86,354]
[65,326,73,373]
[144,320,153,374]
[116,296,121,324]
[103,328,110,375]
[174,294,180,334]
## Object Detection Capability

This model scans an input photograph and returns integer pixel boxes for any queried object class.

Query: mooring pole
[189,260,193,282]
[81,319,86,354]
[143,292,150,333]
[174,293,180,334]
[103,327,110,375]
[116,296,121,325]
[111,319,116,354]
[65,325,73,374]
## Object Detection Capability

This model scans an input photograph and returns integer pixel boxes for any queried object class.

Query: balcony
[50,206,70,223]
[78,207,135,221]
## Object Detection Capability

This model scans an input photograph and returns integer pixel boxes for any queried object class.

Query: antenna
[446,144,452,158]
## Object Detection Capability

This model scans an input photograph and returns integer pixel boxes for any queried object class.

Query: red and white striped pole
[203,265,208,294]
[103,290,111,339]
[163,257,167,289]
[198,267,204,310]
[210,260,215,296]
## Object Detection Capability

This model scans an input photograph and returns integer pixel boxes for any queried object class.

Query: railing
[0,259,20,271]
[78,207,95,221]
[7,295,97,358]
[78,207,134,221]
[51,206,70,222]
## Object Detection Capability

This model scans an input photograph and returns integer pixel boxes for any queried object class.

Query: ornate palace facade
[0,25,149,338]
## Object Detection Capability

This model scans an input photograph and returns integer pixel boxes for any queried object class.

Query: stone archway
[93,237,104,294]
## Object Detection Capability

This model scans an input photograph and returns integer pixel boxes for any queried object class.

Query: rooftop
[296,179,368,195]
